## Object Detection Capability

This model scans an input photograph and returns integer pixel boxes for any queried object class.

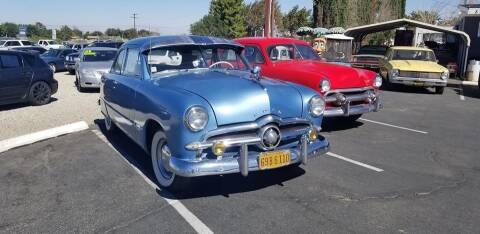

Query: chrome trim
[324,94,382,117]
[300,135,308,165]
[202,115,310,140]
[165,137,330,177]
[325,92,370,103]
[186,136,261,150]
[257,124,281,150]
[324,87,375,96]
[391,77,448,87]
[184,106,209,132]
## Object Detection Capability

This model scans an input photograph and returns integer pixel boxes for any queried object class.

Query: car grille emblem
[334,93,348,106]
[258,125,281,150]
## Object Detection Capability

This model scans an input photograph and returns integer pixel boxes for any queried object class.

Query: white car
[38,40,63,50]
[0,40,33,49]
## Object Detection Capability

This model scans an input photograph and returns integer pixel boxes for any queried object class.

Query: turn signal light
[213,142,226,156]
[308,129,318,142]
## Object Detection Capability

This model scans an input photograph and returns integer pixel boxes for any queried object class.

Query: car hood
[79,61,113,71]
[390,60,448,73]
[153,70,304,126]
[273,60,374,90]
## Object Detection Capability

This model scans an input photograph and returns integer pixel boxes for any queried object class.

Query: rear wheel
[29,81,52,106]
[151,131,189,190]
[435,86,445,95]
[76,73,85,92]
[104,112,117,133]
[68,69,75,75]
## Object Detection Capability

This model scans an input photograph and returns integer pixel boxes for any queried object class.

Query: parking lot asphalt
[0,72,101,141]
[1,83,480,233]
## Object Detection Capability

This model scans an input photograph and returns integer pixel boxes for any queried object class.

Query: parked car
[87,41,123,49]
[0,50,58,106]
[0,39,33,49]
[351,45,389,70]
[37,40,63,50]
[236,37,382,123]
[64,52,80,74]
[10,46,47,55]
[379,46,449,94]
[75,47,117,91]
[71,43,89,51]
[40,48,78,72]
[99,35,330,189]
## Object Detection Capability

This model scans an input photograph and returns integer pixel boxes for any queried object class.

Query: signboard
[467,8,480,15]
[52,29,56,40]
[18,25,27,37]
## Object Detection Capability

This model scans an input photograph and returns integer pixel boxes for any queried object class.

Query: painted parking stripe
[92,130,213,234]
[327,152,384,172]
[0,121,89,154]
[359,118,428,134]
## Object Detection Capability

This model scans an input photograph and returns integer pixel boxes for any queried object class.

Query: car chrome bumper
[164,136,330,178]
[64,63,75,70]
[79,75,101,88]
[323,91,382,117]
[391,77,447,87]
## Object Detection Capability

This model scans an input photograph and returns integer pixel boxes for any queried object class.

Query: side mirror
[251,66,261,80]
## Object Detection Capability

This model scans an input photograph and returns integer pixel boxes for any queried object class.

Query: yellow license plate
[258,151,291,170]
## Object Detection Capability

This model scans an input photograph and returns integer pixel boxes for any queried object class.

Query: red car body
[235,37,382,119]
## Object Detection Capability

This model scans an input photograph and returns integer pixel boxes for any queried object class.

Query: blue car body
[99,35,329,188]
[40,49,77,72]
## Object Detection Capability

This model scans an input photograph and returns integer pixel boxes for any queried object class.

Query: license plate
[413,81,425,86]
[258,151,291,170]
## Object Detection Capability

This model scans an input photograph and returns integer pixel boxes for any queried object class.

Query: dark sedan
[64,52,80,75]
[40,48,77,72]
[0,50,58,106]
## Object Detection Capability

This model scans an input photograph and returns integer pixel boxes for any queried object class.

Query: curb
[0,121,89,154]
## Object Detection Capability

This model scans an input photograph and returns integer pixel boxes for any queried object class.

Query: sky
[0,0,466,35]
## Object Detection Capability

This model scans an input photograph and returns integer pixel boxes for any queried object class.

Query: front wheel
[29,81,52,106]
[435,86,445,94]
[151,131,189,190]
[76,74,85,92]
[104,113,117,133]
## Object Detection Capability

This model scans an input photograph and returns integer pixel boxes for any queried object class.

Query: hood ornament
[251,66,262,81]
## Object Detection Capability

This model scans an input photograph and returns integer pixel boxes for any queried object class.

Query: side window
[244,46,265,65]
[111,49,126,74]
[0,54,22,69]
[124,48,140,77]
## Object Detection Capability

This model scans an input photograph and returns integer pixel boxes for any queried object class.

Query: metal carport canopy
[345,18,471,77]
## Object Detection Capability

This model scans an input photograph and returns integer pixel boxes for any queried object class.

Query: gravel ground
[0,72,102,141]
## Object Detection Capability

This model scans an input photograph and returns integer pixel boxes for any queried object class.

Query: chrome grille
[325,88,373,106]
[399,71,441,79]
[206,123,310,143]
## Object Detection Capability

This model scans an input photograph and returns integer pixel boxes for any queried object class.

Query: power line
[131,13,139,33]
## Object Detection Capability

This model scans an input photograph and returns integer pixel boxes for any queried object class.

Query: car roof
[123,35,242,52]
[82,47,118,51]
[0,50,36,56]
[235,37,310,47]
[390,46,433,51]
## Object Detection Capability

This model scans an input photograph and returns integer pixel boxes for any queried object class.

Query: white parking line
[92,130,213,234]
[327,152,384,172]
[459,86,466,101]
[359,118,428,134]
[0,121,89,154]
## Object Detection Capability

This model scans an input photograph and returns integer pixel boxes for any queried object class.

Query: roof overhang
[345,18,471,46]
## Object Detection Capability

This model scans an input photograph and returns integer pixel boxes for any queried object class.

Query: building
[458,4,480,60]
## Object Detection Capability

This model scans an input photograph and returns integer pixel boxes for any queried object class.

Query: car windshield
[392,49,436,61]
[146,45,249,76]
[22,41,32,46]
[42,49,61,57]
[83,49,117,62]
[358,47,387,55]
[0,40,5,46]
[267,44,320,62]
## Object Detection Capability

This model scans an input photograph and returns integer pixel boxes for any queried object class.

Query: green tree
[0,23,19,37]
[57,25,74,41]
[190,0,246,38]
[244,0,283,36]
[283,5,312,36]
[72,28,83,38]
[26,22,50,39]
[105,28,122,37]
[190,15,217,36]
[408,10,441,25]
[122,28,137,39]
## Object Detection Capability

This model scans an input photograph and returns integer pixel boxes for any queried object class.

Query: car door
[113,47,143,141]
[0,53,31,101]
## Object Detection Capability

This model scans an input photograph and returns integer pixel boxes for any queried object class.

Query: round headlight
[185,106,208,132]
[319,79,331,93]
[309,96,325,117]
[391,69,399,78]
[373,74,383,88]
[441,71,449,80]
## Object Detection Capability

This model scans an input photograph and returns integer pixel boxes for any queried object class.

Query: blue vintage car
[99,35,330,189]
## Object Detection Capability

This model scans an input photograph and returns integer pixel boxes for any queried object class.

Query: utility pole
[264,0,273,37]
[131,13,139,35]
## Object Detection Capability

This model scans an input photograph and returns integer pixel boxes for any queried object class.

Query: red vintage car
[235,37,383,122]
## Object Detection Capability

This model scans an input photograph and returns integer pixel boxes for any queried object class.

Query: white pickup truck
[38,40,63,50]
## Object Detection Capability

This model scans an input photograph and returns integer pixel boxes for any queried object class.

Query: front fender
[134,82,217,160]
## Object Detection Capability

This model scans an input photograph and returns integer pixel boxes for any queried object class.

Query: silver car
[75,47,117,92]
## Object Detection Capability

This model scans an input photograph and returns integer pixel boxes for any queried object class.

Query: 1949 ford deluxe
[99,35,330,189]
